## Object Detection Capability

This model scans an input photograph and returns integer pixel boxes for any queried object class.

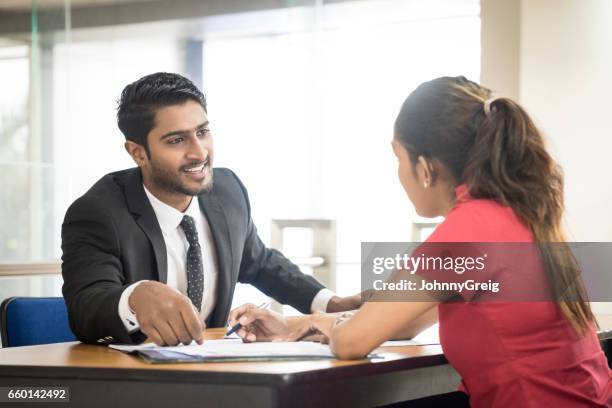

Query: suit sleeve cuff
[310,288,336,313]
[118,280,148,333]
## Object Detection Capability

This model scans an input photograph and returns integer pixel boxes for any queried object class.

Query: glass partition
[0,0,480,309]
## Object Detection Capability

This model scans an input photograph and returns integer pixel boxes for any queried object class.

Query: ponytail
[465,97,594,333]
[464,97,561,231]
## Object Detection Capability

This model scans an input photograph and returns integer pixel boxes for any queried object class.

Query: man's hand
[129,281,204,346]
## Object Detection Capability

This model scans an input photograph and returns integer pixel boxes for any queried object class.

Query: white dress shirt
[118,185,335,333]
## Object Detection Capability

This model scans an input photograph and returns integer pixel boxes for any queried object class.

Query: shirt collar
[143,184,201,233]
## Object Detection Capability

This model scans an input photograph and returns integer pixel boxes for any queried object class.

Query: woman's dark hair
[394,76,595,333]
[117,72,207,157]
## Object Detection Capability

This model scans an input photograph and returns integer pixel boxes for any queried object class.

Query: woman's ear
[417,156,434,188]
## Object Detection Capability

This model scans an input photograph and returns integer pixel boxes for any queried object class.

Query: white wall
[483,0,612,242]
[520,0,612,242]
[480,0,520,100]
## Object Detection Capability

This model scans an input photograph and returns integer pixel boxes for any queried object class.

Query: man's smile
[182,160,209,179]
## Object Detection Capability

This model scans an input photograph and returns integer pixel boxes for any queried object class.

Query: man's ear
[124,141,148,167]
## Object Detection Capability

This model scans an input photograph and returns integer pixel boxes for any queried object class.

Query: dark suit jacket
[61,167,325,344]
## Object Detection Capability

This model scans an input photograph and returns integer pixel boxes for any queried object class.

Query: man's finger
[169,315,193,345]
[156,321,180,346]
[180,304,204,344]
[145,326,165,346]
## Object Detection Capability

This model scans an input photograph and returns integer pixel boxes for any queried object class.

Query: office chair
[0,297,76,347]
[598,330,612,368]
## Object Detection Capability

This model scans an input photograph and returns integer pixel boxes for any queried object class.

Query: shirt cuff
[310,288,336,313]
[118,280,148,333]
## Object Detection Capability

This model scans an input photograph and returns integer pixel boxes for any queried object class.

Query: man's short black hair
[117,72,207,156]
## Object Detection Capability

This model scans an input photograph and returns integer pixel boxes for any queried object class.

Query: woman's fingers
[237,326,248,340]
[238,308,274,326]
[228,303,256,327]
[238,322,268,343]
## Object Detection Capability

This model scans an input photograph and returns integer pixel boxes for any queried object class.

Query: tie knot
[180,215,199,246]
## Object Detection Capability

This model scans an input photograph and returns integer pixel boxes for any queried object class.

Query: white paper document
[110,338,336,360]
[380,339,439,347]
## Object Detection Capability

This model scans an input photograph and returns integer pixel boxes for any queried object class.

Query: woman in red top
[229,76,612,407]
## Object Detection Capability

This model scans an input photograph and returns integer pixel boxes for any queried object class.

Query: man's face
[142,100,214,197]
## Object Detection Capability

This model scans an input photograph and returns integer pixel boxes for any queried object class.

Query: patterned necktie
[179,215,204,312]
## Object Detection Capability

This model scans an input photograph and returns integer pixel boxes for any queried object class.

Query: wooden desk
[0,328,460,407]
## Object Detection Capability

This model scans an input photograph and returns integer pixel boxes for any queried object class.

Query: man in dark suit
[61,72,359,346]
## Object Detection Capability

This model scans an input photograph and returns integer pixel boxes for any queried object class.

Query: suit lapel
[120,168,168,283]
[199,192,233,327]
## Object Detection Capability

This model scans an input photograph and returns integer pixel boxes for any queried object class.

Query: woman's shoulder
[427,196,533,243]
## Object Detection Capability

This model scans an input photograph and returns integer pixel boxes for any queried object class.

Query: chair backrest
[598,330,612,368]
[0,297,77,347]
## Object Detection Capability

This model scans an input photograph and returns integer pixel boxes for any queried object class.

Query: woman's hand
[228,303,308,342]
[277,312,340,344]
[228,304,337,343]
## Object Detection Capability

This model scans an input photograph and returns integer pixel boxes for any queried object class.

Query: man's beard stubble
[149,159,213,197]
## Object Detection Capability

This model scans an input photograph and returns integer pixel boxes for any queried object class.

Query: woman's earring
[423,181,429,188]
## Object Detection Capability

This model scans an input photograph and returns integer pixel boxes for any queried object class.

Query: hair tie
[483,98,496,116]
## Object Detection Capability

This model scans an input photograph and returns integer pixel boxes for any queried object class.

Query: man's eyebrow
[160,121,209,140]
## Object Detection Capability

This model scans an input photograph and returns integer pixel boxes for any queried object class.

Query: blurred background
[0,0,610,327]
